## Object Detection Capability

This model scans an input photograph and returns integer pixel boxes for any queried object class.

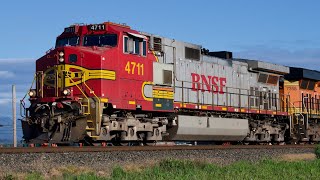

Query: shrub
[315,144,320,159]
[4,174,14,180]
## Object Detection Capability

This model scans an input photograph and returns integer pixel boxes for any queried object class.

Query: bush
[315,144,320,159]
[4,174,14,180]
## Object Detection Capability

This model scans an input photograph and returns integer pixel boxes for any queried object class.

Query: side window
[123,35,147,57]
[124,36,128,53]
[142,40,147,56]
[134,39,140,54]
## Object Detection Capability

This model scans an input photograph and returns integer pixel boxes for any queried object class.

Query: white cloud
[0,71,14,78]
[0,93,12,98]
[0,99,11,105]
[0,92,28,99]
[0,58,35,64]
[234,46,320,71]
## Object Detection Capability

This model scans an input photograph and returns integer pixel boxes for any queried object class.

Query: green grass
[315,144,320,159]
[107,159,320,180]
[4,158,320,180]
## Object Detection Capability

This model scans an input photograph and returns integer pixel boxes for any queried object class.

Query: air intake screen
[153,37,162,52]
[185,47,200,60]
[307,81,316,90]
[258,73,268,83]
[300,80,308,89]
[267,75,278,85]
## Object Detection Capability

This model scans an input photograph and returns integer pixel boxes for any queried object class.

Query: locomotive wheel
[120,142,129,146]
[145,141,157,146]
[273,142,286,145]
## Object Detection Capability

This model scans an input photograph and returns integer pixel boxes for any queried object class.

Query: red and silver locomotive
[21,22,320,145]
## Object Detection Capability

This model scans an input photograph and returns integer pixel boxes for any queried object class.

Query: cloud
[233,45,320,70]
[0,99,11,105]
[0,71,15,78]
[0,93,12,98]
[0,91,28,99]
[0,58,35,64]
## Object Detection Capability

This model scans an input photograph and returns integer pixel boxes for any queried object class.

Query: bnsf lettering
[191,73,226,94]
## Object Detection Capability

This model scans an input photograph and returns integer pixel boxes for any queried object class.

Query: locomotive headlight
[58,51,65,62]
[59,57,65,62]
[62,88,71,96]
[59,51,64,57]
[28,89,36,97]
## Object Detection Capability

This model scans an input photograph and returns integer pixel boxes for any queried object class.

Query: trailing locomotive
[20,22,320,145]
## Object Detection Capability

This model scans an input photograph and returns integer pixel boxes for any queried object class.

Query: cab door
[119,33,153,110]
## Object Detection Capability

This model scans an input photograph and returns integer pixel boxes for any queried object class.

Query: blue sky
[0,1,320,139]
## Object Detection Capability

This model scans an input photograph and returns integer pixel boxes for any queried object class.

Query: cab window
[83,34,117,47]
[56,36,79,47]
[123,36,147,56]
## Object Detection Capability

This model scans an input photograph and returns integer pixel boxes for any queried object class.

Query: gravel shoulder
[0,148,315,178]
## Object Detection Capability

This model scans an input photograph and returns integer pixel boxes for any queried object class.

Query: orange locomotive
[20,22,319,145]
[282,67,320,142]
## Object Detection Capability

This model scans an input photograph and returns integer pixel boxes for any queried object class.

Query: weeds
[3,158,320,180]
[315,144,320,159]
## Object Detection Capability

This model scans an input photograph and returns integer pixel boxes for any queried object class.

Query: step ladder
[63,70,101,139]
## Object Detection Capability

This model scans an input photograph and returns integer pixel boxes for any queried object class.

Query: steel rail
[0,144,315,154]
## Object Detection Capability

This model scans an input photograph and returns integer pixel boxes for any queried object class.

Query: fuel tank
[166,115,249,141]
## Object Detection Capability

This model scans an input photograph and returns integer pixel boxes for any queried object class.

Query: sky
[0,0,320,140]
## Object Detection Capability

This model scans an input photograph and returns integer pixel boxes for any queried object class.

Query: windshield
[83,34,117,47]
[56,36,79,47]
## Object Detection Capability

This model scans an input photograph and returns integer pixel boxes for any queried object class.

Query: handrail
[62,70,91,115]
[62,69,102,135]
[283,97,304,125]
[20,74,37,118]
[82,73,102,135]
[177,79,287,111]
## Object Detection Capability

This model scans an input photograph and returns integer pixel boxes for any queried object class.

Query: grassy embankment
[3,145,320,180]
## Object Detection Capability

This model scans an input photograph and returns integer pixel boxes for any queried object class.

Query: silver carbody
[141,31,289,141]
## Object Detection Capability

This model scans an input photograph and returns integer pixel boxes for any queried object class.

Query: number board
[64,27,75,33]
[87,24,106,31]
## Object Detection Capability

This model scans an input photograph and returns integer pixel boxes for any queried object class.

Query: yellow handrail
[63,70,91,115]
[62,69,102,135]
[282,97,304,125]
[82,73,101,135]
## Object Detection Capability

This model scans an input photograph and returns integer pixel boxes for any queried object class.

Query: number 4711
[125,61,144,76]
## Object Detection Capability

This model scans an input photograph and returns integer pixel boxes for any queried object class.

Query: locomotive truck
[21,22,320,145]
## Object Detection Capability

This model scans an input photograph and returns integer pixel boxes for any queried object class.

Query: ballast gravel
[0,148,315,174]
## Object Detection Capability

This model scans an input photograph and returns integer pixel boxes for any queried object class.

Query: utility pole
[12,85,17,147]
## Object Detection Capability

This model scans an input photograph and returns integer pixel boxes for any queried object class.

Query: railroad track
[0,144,315,154]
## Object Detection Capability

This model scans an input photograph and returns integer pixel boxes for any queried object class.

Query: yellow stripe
[284,80,299,86]
[155,104,162,107]
[142,81,153,101]
[100,98,109,103]
[44,64,116,88]
[222,107,227,111]
[153,87,173,91]
[153,89,174,99]
[152,51,159,62]
[128,101,136,105]
[201,106,207,110]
